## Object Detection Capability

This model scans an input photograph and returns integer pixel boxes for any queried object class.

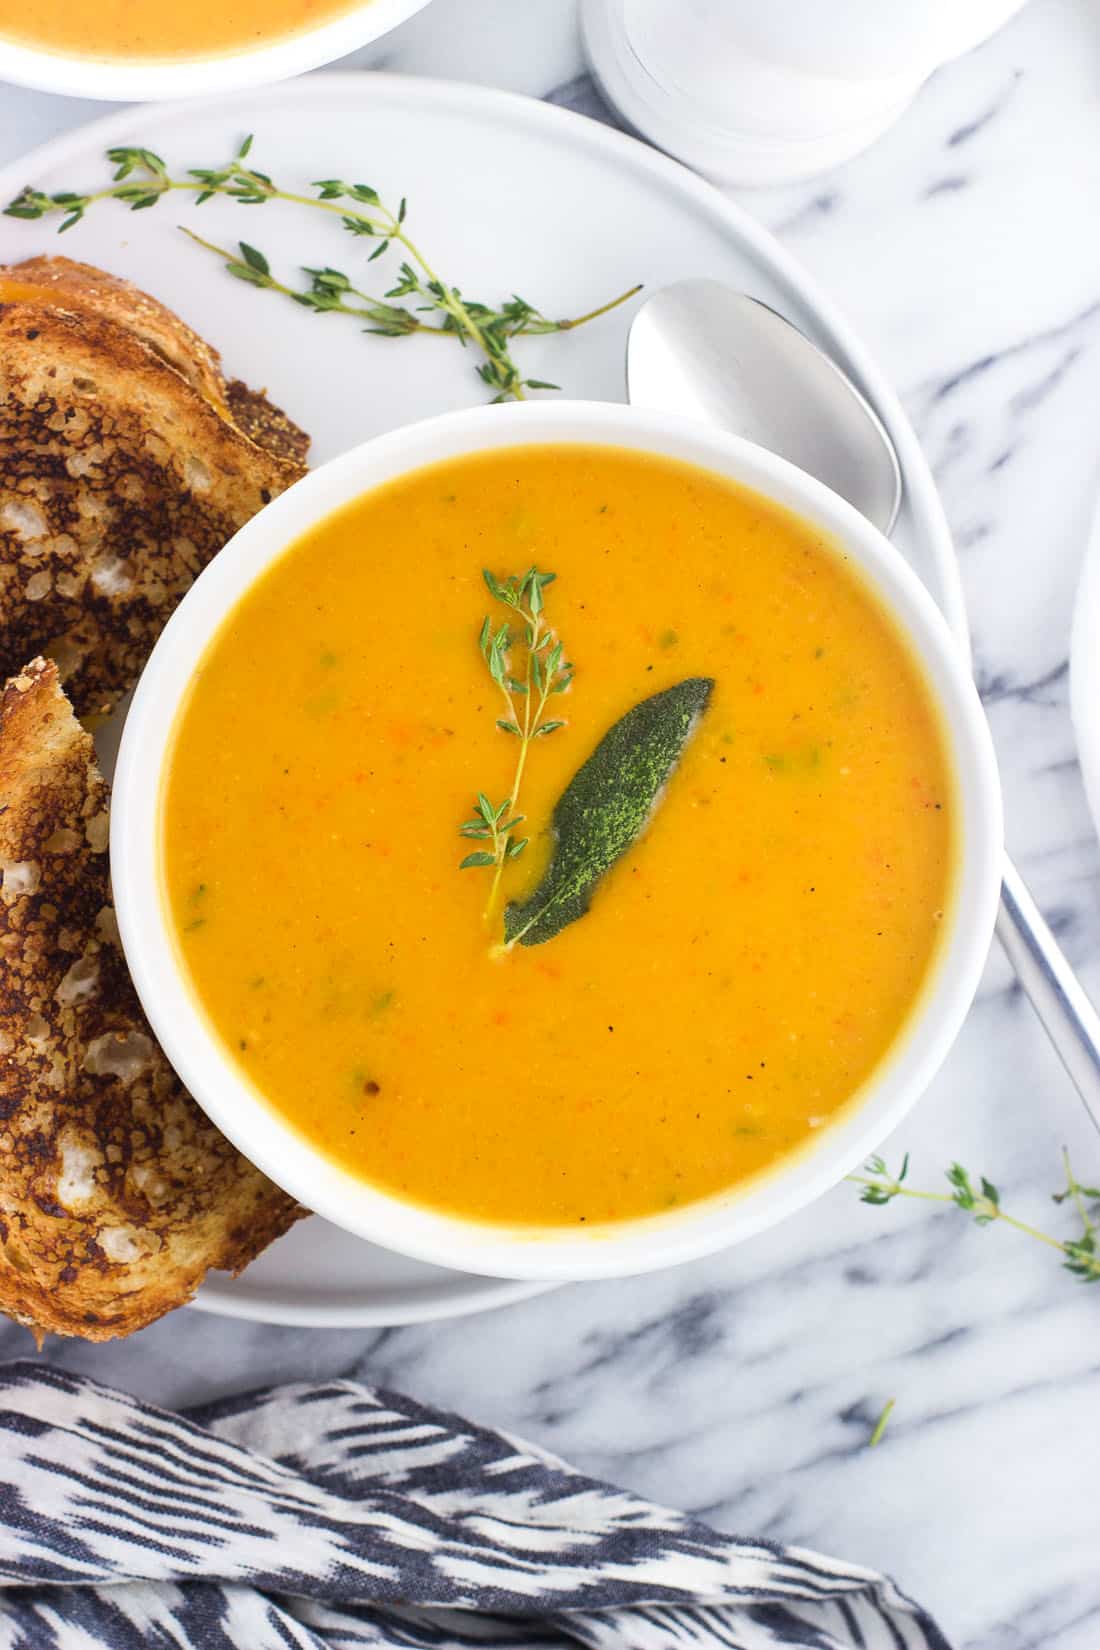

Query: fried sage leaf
[503,676,714,949]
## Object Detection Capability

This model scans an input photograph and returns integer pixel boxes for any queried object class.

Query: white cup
[581,0,1032,186]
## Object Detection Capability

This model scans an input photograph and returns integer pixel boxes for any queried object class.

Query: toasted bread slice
[1,254,229,410]
[0,298,305,717]
[0,658,304,1342]
[0,256,310,465]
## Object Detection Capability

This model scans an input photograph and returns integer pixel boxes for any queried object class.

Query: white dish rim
[111,399,1003,1282]
[1070,501,1100,838]
[192,1268,553,1327]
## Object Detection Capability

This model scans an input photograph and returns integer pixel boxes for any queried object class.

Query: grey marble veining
[2,2,1099,1647]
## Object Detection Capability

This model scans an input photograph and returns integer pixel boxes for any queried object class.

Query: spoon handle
[997,856,1100,1133]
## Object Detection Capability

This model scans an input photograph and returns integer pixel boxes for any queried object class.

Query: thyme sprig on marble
[459,567,572,921]
[867,1397,895,1448]
[851,1149,1100,1282]
[3,137,641,402]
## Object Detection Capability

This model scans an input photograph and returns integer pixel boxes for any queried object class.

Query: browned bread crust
[0,658,304,1342]
[0,298,305,717]
[225,378,312,467]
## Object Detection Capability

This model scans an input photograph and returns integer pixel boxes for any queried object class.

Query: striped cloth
[0,1363,950,1650]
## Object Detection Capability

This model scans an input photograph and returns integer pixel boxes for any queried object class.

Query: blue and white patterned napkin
[0,1363,949,1649]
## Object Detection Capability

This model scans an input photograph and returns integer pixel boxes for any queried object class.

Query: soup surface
[0,0,361,60]
[163,445,955,1227]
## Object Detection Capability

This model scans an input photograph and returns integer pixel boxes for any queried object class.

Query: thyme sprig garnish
[3,137,641,402]
[851,1148,1100,1282]
[459,567,572,922]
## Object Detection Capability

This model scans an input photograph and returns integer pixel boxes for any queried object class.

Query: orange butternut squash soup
[0,0,361,59]
[162,445,955,1227]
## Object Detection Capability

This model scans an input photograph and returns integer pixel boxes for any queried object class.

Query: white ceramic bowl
[0,0,432,101]
[112,401,1003,1281]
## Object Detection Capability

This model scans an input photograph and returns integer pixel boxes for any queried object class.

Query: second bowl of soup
[112,402,1002,1279]
[0,0,432,100]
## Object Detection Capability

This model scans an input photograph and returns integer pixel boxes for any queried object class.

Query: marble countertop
[2,2,1099,1646]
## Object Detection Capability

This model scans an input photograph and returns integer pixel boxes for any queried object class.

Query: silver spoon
[628,278,1100,1132]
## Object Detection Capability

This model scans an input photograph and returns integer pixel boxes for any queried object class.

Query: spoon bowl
[627,280,902,536]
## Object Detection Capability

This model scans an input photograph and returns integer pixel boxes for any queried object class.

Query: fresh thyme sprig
[3,137,641,403]
[459,567,572,923]
[851,1149,1100,1282]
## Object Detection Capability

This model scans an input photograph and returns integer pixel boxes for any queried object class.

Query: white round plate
[1071,498,1100,837]
[0,74,966,1326]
